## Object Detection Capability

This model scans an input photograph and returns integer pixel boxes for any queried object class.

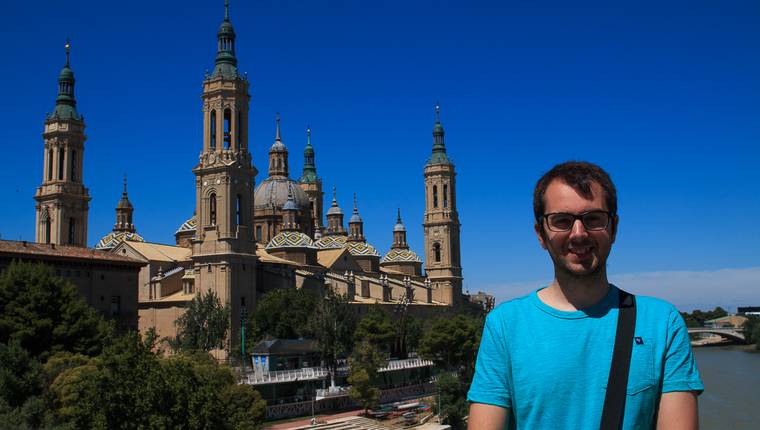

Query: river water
[694,346,760,429]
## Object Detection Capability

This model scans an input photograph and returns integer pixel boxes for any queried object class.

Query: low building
[738,306,760,316]
[0,239,144,329]
[704,315,749,329]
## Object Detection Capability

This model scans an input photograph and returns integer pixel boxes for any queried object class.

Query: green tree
[168,289,230,352]
[404,316,424,353]
[354,306,395,352]
[253,288,317,339]
[220,384,267,430]
[419,314,483,380]
[434,372,469,430]
[0,261,112,359]
[742,315,760,349]
[348,340,386,415]
[49,332,266,429]
[0,339,50,429]
[310,289,355,386]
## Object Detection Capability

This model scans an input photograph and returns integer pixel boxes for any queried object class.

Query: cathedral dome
[314,235,347,250]
[175,216,196,234]
[381,248,421,263]
[346,241,380,257]
[266,231,316,250]
[254,178,310,211]
[95,231,145,250]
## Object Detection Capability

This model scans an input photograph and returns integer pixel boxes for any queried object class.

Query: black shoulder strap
[600,288,637,430]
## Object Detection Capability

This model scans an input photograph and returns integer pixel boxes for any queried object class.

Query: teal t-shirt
[467,285,703,429]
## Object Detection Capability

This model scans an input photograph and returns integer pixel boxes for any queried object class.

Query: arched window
[433,185,438,208]
[236,194,242,227]
[443,183,448,208]
[210,110,217,150]
[58,148,64,180]
[71,150,77,182]
[47,149,53,181]
[223,108,232,149]
[209,193,217,226]
[68,218,76,245]
[41,209,50,244]
[433,243,441,262]
[237,111,242,146]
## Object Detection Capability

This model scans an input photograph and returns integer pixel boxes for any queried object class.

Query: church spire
[428,102,449,165]
[212,0,238,78]
[268,113,289,177]
[114,174,135,233]
[325,186,346,236]
[348,193,365,242]
[392,208,408,249]
[50,39,81,120]
[300,125,318,183]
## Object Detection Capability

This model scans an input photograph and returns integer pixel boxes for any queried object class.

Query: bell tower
[191,0,257,356]
[299,126,324,237]
[423,104,462,305]
[35,40,90,246]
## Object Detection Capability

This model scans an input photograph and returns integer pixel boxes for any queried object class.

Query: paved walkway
[263,408,364,430]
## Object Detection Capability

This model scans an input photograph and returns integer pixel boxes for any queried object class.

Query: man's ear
[535,222,548,250]
[610,214,619,244]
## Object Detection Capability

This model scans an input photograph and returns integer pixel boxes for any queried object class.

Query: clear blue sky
[1,0,759,311]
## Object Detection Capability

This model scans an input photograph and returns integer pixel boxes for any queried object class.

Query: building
[0,240,143,329]
[27,2,476,359]
[738,307,760,316]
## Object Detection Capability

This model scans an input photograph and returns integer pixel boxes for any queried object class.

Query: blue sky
[1,1,758,311]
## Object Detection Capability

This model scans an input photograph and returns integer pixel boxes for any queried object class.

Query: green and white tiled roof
[266,231,316,250]
[95,231,145,250]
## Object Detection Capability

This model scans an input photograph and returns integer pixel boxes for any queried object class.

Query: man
[467,161,703,429]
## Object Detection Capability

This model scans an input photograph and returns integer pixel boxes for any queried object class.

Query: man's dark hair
[533,161,617,222]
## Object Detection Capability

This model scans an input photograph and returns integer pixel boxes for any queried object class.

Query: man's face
[534,179,617,279]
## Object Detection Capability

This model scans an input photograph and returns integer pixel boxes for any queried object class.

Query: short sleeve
[661,308,704,394]
[467,311,512,409]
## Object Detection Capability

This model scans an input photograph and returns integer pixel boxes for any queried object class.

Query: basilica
[31,3,472,353]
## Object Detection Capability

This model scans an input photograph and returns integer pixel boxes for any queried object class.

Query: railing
[240,358,433,386]
[315,385,351,400]
[379,358,434,372]
[243,366,328,385]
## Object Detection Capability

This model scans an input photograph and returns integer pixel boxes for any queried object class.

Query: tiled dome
[266,231,316,250]
[346,241,380,257]
[175,216,196,234]
[95,231,145,250]
[314,235,347,250]
[381,248,422,263]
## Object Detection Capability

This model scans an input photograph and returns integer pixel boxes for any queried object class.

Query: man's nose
[569,218,588,237]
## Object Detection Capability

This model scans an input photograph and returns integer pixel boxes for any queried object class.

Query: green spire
[300,125,318,183]
[212,0,239,79]
[428,102,450,165]
[49,39,81,121]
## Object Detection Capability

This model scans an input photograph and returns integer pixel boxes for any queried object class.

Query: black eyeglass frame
[541,210,613,232]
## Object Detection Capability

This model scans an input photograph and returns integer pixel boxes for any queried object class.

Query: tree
[49,332,267,429]
[310,289,356,387]
[419,314,483,380]
[743,315,760,349]
[168,289,230,352]
[434,372,469,430]
[348,340,386,415]
[253,288,317,339]
[354,307,395,352]
[0,261,112,359]
[220,384,267,430]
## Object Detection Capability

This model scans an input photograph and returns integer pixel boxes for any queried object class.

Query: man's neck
[538,271,610,312]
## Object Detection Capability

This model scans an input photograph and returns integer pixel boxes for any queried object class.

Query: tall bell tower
[35,40,90,246]
[191,0,257,356]
[423,104,462,305]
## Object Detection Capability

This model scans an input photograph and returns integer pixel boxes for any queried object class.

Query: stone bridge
[688,327,746,344]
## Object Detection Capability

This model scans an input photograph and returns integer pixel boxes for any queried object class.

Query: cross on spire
[64,38,71,67]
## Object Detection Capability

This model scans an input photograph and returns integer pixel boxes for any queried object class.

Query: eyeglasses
[542,210,611,232]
